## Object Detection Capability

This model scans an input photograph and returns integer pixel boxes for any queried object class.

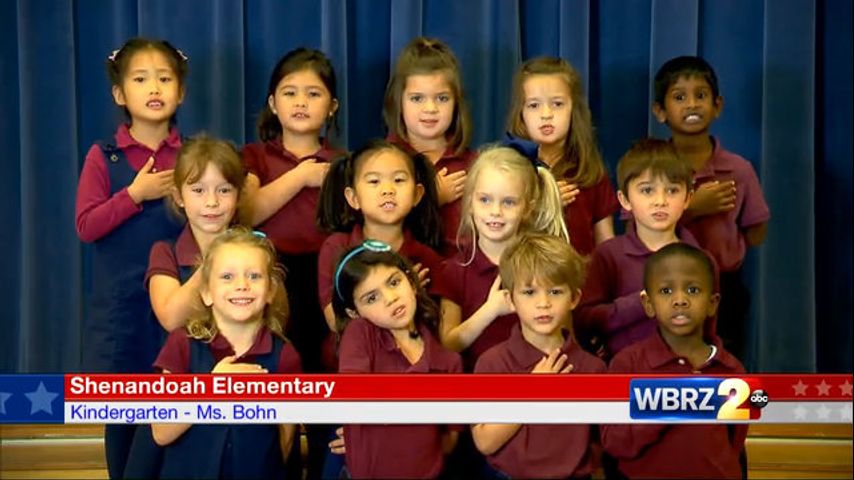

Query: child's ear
[329,98,339,117]
[177,85,185,105]
[651,102,667,124]
[640,289,656,318]
[267,95,277,115]
[200,288,213,308]
[568,288,583,310]
[344,187,361,211]
[171,188,184,209]
[413,183,425,206]
[617,190,632,212]
[707,292,721,317]
[345,308,359,320]
[112,85,127,106]
[713,95,724,119]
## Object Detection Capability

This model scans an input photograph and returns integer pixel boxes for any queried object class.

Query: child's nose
[541,104,553,118]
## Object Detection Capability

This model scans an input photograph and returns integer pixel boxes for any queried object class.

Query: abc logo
[750,389,769,409]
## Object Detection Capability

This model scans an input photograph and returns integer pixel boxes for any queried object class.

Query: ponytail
[405,153,443,250]
[317,155,359,233]
[533,167,570,242]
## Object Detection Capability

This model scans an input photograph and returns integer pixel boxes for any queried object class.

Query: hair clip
[252,230,267,238]
[176,49,189,62]
[501,133,549,170]
[107,49,120,62]
[334,240,392,302]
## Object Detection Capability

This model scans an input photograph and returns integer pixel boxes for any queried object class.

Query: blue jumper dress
[82,143,183,373]
[83,143,183,479]
[159,335,287,479]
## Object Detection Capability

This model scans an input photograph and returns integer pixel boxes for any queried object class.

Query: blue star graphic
[0,391,11,415]
[25,382,58,415]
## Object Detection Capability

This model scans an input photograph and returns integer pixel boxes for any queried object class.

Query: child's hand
[296,159,331,188]
[328,426,345,455]
[211,355,268,374]
[435,168,467,206]
[531,348,574,374]
[557,180,580,207]
[127,158,174,204]
[411,263,430,288]
[689,181,736,217]
[485,275,515,318]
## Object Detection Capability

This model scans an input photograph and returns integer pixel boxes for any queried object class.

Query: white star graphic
[24,382,58,415]
[816,404,832,420]
[793,405,808,420]
[839,380,853,396]
[816,380,831,396]
[792,380,808,396]
[839,405,853,422]
[0,392,11,415]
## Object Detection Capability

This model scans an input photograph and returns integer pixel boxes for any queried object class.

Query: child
[601,243,747,479]
[652,56,770,361]
[506,56,619,256]
[243,47,345,375]
[317,139,443,340]
[332,241,463,478]
[473,233,605,479]
[147,135,248,331]
[74,37,188,479]
[151,227,300,479]
[575,138,714,360]
[383,37,476,256]
[244,47,344,480]
[434,145,567,371]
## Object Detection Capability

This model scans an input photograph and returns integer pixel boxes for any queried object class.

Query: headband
[334,240,392,302]
[501,132,550,170]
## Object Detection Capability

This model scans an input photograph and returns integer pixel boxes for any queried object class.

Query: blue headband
[501,132,550,170]
[334,240,392,302]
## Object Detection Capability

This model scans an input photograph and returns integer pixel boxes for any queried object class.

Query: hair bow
[501,133,548,170]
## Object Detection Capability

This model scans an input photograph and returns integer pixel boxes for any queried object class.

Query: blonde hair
[457,146,568,261]
[172,134,250,225]
[506,57,606,188]
[186,227,289,342]
[383,37,472,155]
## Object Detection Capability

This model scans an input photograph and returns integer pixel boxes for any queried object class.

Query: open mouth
[534,315,553,324]
[484,220,505,230]
[146,99,164,109]
[292,112,309,119]
[229,297,254,306]
[670,314,691,326]
[392,305,406,318]
[683,114,702,124]
[539,125,555,136]
[380,201,397,211]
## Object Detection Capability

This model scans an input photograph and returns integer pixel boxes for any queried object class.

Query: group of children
[75,35,769,479]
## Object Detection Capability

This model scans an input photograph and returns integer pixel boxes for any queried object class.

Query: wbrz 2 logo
[629,378,765,421]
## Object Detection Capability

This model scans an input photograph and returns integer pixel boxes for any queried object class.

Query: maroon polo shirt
[76,124,182,243]
[339,317,462,479]
[242,137,344,254]
[560,174,619,256]
[681,137,770,272]
[316,224,444,308]
[144,225,201,289]
[474,324,605,478]
[601,330,746,479]
[387,134,476,258]
[575,224,718,358]
[154,326,302,374]
[433,247,519,370]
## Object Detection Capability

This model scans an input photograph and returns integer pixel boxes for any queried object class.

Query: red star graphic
[839,380,853,396]
[816,380,831,396]
[792,380,808,396]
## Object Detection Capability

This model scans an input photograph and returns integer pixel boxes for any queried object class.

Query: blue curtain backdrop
[1,0,850,373]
